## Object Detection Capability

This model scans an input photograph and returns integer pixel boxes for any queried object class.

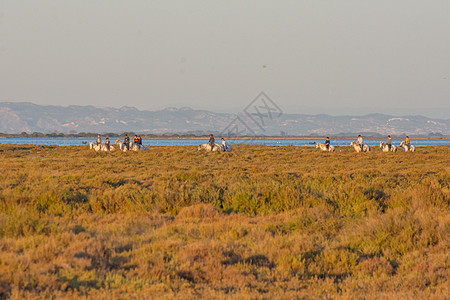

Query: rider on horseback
[209,134,215,150]
[386,135,392,150]
[324,137,330,150]
[105,137,110,151]
[123,135,130,150]
[357,135,363,151]
[405,136,410,151]
[221,138,227,152]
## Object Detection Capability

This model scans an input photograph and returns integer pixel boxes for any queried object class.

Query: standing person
[138,136,143,146]
[357,135,363,151]
[405,136,410,151]
[324,137,330,150]
[123,134,130,150]
[105,137,110,151]
[134,135,139,146]
[208,134,215,150]
[386,135,392,150]
[96,135,102,146]
[221,138,227,151]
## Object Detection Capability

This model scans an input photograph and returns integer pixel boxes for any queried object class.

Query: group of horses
[90,140,231,153]
[90,139,415,153]
[315,140,415,152]
[89,139,148,152]
[316,141,416,152]
[198,143,232,152]
[199,140,415,153]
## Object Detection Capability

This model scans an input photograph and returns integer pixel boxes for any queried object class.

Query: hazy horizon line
[2,100,449,120]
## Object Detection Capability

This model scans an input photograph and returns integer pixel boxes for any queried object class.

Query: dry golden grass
[0,144,449,299]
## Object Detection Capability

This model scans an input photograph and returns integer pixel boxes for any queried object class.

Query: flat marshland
[0,144,448,299]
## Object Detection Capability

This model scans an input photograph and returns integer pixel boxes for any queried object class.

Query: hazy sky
[1,1,449,118]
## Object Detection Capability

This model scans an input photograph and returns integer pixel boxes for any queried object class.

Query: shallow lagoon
[0,137,449,147]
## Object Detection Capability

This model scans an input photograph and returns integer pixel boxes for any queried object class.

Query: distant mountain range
[0,102,448,136]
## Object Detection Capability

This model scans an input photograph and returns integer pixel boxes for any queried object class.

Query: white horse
[350,140,370,152]
[131,144,149,151]
[315,143,335,152]
[198,143,222,152]
[113,139,126,151]
[399,141,415,152]
[115,141,133,152]
[379,142,397,152]
[89,142,116,152]
[116,142,148,152]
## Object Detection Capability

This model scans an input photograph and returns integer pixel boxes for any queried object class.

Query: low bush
[0,144,448,298]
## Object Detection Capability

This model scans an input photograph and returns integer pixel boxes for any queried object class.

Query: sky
[1,1,449,118]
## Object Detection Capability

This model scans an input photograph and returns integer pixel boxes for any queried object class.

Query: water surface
[1,137,449,147]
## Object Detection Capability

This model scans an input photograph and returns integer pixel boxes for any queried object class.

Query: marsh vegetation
[0,144,448,298]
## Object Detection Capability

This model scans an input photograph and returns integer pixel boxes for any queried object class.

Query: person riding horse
[123,135,130,150]
[221,138,227,152]
[386,135,392,150]
[324,137,330,150]
[105,137,110,151]
[209,134,215,150]
[357,135,363,151]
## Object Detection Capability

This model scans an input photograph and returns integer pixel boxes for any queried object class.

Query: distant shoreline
[0,136,449,140]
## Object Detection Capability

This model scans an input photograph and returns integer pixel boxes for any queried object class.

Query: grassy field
[0,144,448,299]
